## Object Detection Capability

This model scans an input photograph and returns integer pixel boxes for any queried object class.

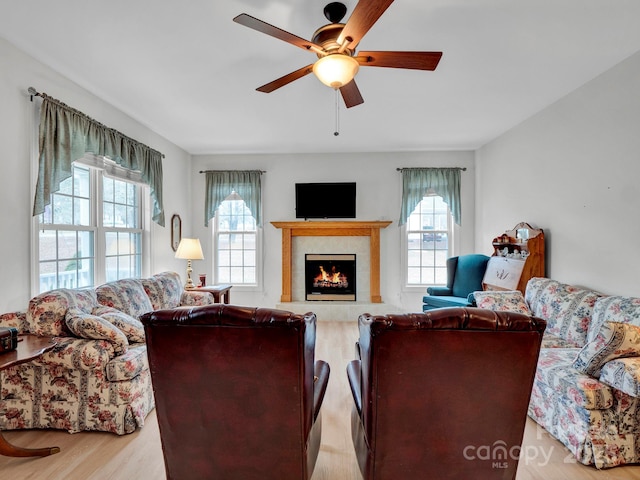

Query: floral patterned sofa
[0,272,213,435]
[474,278,640,469]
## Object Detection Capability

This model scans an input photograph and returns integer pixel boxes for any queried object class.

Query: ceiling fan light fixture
[313,54,359,89]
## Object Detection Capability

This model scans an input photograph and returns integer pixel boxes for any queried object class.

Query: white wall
[7,29,638,313]
[191,151,475,312]
[0,35,474,315]
[0,37,192,311]
[476,51,640,296]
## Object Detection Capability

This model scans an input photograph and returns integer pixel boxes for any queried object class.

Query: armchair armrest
[313,360,330,421]
[0,311,29,334]
[37,336,116,371]
[599,357,640,397]
[346,359,362,415]
[426,286,453,296]
[180,290,214,306]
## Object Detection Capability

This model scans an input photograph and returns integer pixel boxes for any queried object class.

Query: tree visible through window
[214,192,257,285]
[406,194,452,286]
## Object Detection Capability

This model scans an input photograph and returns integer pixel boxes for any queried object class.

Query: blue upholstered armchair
[422,254,490,310]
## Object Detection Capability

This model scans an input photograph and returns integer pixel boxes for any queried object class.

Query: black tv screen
[295,182,356,219]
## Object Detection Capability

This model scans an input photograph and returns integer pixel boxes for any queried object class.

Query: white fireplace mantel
[271,221,392,303]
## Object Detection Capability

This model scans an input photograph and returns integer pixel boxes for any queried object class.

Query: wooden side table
[0,335,60,457]
[190,284,232,304]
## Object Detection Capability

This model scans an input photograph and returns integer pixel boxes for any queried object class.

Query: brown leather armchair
[141,304,330,480]
[347,307,546,480]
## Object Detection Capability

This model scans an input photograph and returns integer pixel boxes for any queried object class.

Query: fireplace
[305,254,356,301]
[271,221,392,303]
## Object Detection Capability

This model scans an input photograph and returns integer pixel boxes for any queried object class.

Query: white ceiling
[2,0,640,155]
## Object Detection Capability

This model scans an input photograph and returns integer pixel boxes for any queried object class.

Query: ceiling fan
[233,0,442,108]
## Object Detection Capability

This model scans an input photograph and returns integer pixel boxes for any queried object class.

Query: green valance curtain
[204,170,263,227]
[33,93,165,226]
[399,167,462,226]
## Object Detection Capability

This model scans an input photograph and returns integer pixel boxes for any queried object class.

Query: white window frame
[211,193,263,292]
[31,157,150,295]
[402,193,454,291]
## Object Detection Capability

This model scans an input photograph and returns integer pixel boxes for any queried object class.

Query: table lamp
[175,238,204,289]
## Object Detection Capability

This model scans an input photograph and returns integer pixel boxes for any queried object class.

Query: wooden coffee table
[0,335,60,457]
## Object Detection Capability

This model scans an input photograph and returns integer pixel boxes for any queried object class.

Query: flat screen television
[295,182,356,219]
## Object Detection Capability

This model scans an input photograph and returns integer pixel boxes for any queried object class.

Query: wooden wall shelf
[271,221,392,303]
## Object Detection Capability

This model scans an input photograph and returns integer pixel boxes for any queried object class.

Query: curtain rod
[28,86,42,100]
[199,170,266,174]
[396,167,467,171]
[28,86,165,158]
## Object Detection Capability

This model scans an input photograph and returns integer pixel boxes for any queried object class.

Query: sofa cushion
[142,271,184,309]
[573,322,640,377]
[139,277,166,311]
[95,279,153,319]
[524,277,601,348]
[540,334,582,349]
[535,348,613,410]
[474,290,531,314]
[106,345,148,382]
[65,309,128,355]
[587,296,640,344]
[27,288,98,336]
[93,306,145,343]
[599,357,640,398]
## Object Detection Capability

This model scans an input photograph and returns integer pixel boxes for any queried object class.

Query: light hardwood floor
[1,320,640,479]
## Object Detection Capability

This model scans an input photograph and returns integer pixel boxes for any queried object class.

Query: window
[213,192,259,286]
[36,163,145,293]
[102,175,142,282]
[405,193,452,286]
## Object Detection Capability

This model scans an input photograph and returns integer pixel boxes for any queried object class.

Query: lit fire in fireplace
[313,265,349,289]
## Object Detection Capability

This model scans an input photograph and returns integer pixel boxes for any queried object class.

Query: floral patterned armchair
[0,272,213,436]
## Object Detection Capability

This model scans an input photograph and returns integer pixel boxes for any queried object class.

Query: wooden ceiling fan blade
[233,13,323,53]
[338,0,395,49]
[340,80,364,108]
[356,51,443,70]
[256,65,314,93]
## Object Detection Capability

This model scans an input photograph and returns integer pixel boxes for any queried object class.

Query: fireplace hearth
[305,254,356,301]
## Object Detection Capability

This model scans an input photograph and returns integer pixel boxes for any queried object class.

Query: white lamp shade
[313,54,360,89]
[175,238,204,260]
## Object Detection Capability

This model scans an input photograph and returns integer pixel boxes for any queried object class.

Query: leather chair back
[347,307,546,480]
[141,304,329,480]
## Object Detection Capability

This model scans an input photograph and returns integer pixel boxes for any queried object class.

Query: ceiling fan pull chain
[334,89,340,136]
